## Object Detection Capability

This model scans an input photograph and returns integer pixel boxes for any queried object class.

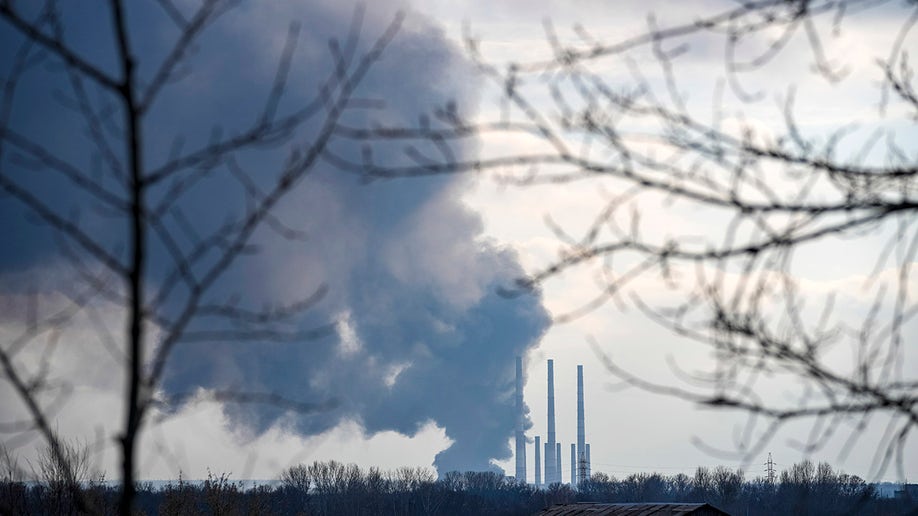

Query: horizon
[1,2,915,509]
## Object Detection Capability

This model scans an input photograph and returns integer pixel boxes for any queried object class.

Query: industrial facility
[514,357,591,488]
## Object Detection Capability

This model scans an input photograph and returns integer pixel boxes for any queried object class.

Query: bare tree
[0,1,404,513]
[0,444,28,515]
[279,463,311,493]
[32,436,94,515]
[335,0,917,478]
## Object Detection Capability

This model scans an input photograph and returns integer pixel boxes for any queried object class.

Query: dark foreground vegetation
[2,459,916,515]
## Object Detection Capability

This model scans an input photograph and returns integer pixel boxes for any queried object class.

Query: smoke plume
[0,1,547,474]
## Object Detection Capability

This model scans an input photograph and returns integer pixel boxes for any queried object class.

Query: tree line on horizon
[2,445,916,516]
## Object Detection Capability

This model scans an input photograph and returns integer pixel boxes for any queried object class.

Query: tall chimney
[534,436,541,487]
[586,443,591,480]
[515,356,526,484]
[577,364,586,485]
[556,442,561,484]
[546,359,556,484]
[570,444,576,485]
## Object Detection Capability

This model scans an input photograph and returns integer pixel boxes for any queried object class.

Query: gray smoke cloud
[0,1,548,474]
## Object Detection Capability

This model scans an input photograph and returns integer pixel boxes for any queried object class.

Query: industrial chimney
[586,443,591,480]
[570,444,576,485]
[535,436,541,487]
[577,364,586,485]
[515,356,526,484]
[555,443,561,484]
[546,359,557,484]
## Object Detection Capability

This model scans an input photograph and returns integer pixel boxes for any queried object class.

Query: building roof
[538,502,731,516]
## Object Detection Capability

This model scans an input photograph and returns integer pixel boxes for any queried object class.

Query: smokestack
[570,444,576,485]
[556,442,561,484]
[546,359,556,484]
[586,443,591,480]
[577,364,586,485]
[515,356,526,484]
[535,436,541,487]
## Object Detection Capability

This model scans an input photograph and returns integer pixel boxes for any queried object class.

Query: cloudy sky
[1,0,915,484]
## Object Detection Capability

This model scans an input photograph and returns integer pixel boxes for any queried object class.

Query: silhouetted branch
[0,3,407,514]
[0,2,120,91]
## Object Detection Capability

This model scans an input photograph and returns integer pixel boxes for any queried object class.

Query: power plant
[514,357,591,487]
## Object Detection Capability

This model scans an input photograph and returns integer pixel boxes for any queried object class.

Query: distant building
[538,502,731,516]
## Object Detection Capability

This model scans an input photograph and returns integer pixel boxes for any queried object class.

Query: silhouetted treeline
[2,460,916,515]
[576,461,913,516]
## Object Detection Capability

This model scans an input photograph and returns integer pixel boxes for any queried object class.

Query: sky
[0,0,915,484]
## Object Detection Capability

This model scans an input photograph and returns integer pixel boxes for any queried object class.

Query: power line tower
[765,453,776,484]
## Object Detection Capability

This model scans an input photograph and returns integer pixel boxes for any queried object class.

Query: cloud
[0,0,549,476]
